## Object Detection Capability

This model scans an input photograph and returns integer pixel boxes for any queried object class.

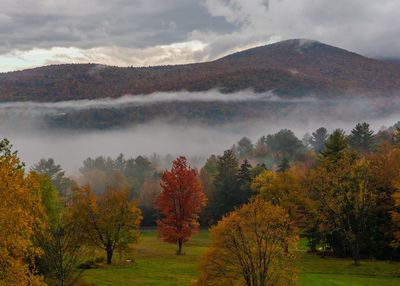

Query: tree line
[1,121,400,285]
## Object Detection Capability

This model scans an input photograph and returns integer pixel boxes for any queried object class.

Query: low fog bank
[0,90,289,111]
[0,90,399,174]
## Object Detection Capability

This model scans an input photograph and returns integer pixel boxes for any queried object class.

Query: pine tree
[320,129,348,160]
[237,159,253,202]
[348,122,375,153]
[32,158,71,196]
[310,127,329,153]
[213,149,240,221]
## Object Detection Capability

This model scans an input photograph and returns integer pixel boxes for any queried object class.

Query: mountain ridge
[1,39,400,102]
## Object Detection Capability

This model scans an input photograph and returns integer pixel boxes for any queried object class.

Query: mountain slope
[1,39,400,102]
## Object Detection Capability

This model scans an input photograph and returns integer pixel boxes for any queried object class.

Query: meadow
[83,229,400,286]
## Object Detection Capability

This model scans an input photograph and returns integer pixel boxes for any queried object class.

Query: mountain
[1,39,400,102]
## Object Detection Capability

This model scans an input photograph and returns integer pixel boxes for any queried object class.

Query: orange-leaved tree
[68,185,142,264]
[0,139,46,285]
[156,156,206,255]
[195,197,298,286]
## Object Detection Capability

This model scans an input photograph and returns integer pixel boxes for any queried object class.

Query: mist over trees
[1,120,400,285]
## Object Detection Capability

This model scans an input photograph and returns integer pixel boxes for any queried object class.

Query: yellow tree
[196,198,298,286]
[251,167,308,225]
[308,151,377,265]
[0,139,45,286]
[68,185,142,264]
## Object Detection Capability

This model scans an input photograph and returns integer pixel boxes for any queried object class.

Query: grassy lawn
[83,229,400,286]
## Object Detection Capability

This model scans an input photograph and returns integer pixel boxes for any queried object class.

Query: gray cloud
[199,0,400,59]
[0,0,234,54]
[1,0,400,69]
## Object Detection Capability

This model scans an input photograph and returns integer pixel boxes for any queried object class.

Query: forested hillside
[1,39,400,102]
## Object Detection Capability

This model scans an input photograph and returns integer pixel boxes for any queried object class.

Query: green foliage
[310,127,329,153]
[32,158,71,196]
[348,122,376,153]
[80,154,157,197]
[277,156,290,172]
[320,129,348,159]
[212,149,241,222]
[265,129,304,158]
[236,137,254,159]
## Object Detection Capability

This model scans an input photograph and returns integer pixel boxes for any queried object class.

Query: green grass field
[83,229,400,286]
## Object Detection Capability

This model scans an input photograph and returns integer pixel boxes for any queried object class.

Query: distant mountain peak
[1,39,400,102]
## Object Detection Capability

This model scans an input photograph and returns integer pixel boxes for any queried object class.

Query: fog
[0,90,399,174]
[0,90,313,111]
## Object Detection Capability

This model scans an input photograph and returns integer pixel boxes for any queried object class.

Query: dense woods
[1,120,400,285]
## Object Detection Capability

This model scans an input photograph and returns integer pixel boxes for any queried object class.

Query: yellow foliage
[251,167,308,225]
[195,198,298,286]
[68,185,142,264]
[0,155,46,285]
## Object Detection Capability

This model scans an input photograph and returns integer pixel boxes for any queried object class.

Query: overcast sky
[1,0,399,72]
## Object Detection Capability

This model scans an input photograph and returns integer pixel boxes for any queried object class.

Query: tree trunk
[353,239,360,266]
[177,239,183,255]
[106,247,113,265]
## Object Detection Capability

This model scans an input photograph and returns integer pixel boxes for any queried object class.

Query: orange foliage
[0,155,46,285]
[156,156,206,254]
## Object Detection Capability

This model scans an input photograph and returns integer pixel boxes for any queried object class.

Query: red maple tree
[156,156,206,254]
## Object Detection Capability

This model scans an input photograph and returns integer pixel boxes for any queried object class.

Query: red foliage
[156,156,206,253]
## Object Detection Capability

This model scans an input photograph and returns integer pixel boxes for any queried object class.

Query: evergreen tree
[32,158,71,196]
[265,129,303,158]
[237,137,254,159]
[213,149,240,222]
[310,127,329,153]
[348,122,375,153]
[202,155,218,181]
[320,129,348,160]
[277,157,290,172]
[237,160,253,202]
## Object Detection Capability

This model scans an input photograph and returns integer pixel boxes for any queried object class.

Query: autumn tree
[0,139,45,285]
[33,175,86,286]
[366,144,400,257]
[196,198,298,286]
[156,156,206,255]
[69,185,142,264]
[251,167,307,225]
[308,151,378,265]
[391,182,400,248]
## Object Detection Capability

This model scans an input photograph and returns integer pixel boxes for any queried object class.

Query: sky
[1,0,399,72]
